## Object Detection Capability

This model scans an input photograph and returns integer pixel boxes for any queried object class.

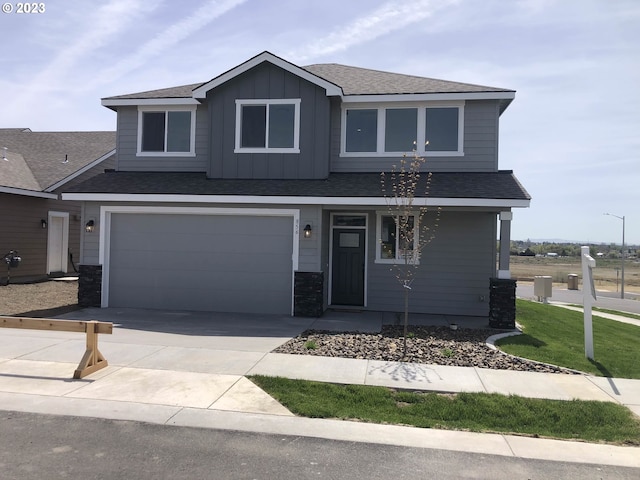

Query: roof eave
[342,91,516,104]
[101,98,200,109]
[0,185,57,199]
[61,192,530,208]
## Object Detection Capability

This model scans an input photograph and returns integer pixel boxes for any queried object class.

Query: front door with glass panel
[331,215,366,306]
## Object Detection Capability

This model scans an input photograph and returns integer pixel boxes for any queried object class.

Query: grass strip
[249,375,640,444]
[496,300,640,378]
[567,304,640,321]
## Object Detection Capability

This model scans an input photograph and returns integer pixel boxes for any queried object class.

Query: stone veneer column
[294,271,324,317]
[489,278,516,329]
[78,264,102,308]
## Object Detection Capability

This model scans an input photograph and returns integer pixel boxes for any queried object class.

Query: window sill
[375,258,420,265]
[234,148,301,154]
[340,151,463,158]
[136,151,196,157]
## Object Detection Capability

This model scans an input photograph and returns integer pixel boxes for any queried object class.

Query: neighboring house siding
[366,211,497,316]
[114,106,208,172]
[207,62,331,179]
[0,193,81,283]
[330,100,500,173]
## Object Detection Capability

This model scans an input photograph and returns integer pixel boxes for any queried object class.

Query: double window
[376,213,419,264]
[137,106,196,156]
[235,99,301,153]
[342,102,463,156]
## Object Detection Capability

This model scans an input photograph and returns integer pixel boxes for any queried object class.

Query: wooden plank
[0,316,113,334]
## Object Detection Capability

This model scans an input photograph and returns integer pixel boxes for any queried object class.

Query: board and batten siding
[114,105,209,172]
[207,62,331,180]
[366,210,497,316]
[330,100,500,173]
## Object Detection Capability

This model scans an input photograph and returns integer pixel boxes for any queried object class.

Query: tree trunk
[403,284,409,357]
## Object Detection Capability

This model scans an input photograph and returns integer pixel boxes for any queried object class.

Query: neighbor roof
[0,129,115,193]
[63,171,531,205]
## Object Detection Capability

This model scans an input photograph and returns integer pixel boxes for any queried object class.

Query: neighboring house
[0,129,115,283]
[62,51,530,321]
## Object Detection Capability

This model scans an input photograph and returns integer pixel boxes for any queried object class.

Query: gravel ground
[0,281,577,374]
[275,326,578,374]
[0,280,79,316]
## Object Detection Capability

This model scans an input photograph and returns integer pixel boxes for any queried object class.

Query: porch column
[498,211,512,279]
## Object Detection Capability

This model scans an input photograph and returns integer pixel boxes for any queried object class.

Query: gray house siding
[114,106,209,172]
[365,210,497,316]
[206,62,331,179]
[330,100,500,173]
[78,201,321,270]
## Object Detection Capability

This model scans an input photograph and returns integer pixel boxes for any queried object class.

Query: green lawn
[249,376,640,444]
[496,300,640,378]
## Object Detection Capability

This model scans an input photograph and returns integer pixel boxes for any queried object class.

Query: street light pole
[604,213,625,299]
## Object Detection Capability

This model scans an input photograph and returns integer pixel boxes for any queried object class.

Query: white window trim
[375,211,421,265]
[137,105,197,157]
[341,101,464,157]
[234,99,301,154]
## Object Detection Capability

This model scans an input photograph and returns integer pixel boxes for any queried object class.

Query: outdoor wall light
[41,219,47,229]
[85,219,95,233]
[304,224,312,238]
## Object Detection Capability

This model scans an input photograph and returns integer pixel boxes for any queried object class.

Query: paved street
[517,283,640,314]
[1,411,638,480]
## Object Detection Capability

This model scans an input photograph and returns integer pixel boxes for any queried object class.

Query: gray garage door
[107,213,294,314]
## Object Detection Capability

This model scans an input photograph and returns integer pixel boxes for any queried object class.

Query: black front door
[331,228,365,306]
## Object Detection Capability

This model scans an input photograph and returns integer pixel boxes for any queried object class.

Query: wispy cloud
[287,0,460,62]
[8,0,157,105]
[94,0,247,88]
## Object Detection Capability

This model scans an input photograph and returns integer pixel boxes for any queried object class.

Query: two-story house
[63,51,529,324]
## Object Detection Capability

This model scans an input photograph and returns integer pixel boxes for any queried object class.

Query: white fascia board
[0,186,57,199]
[61,193,530,208]
[45,150,116,193]
[192,52,343,98]
[101,98,200,107]
[342,91,515,104]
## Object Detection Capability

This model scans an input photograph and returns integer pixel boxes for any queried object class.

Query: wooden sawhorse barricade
[0,316,113,378]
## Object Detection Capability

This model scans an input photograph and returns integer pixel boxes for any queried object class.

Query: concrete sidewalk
[0,307,639,468]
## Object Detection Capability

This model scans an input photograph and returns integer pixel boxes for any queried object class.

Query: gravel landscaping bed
[275,326,579,374]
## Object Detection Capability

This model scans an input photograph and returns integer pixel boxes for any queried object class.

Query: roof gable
[191,51,342,99]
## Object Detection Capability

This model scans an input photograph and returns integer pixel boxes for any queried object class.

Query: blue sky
[1,0,638,244]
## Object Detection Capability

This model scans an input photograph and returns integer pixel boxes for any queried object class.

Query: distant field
[509,255,640,292]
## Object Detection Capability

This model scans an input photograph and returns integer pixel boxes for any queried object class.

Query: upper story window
[342,102,464,157]
[235,99,301,153]
[137,106,196,156]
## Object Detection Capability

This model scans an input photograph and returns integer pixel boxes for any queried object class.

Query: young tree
[380,149,440,357]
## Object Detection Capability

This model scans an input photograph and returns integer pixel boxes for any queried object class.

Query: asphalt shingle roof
[102,59,513,100]
[0,130,115,191]
[303,64,513,96]
[64,171,530,201]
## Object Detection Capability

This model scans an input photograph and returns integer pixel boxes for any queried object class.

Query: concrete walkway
[0,307,639,468]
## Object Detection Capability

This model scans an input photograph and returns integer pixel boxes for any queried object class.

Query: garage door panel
[108,213,294,314]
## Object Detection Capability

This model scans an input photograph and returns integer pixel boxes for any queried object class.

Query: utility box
[534,275,552,303]
[567,274,579,290]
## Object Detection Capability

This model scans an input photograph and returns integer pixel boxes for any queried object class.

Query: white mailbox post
[581,246,597,360]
